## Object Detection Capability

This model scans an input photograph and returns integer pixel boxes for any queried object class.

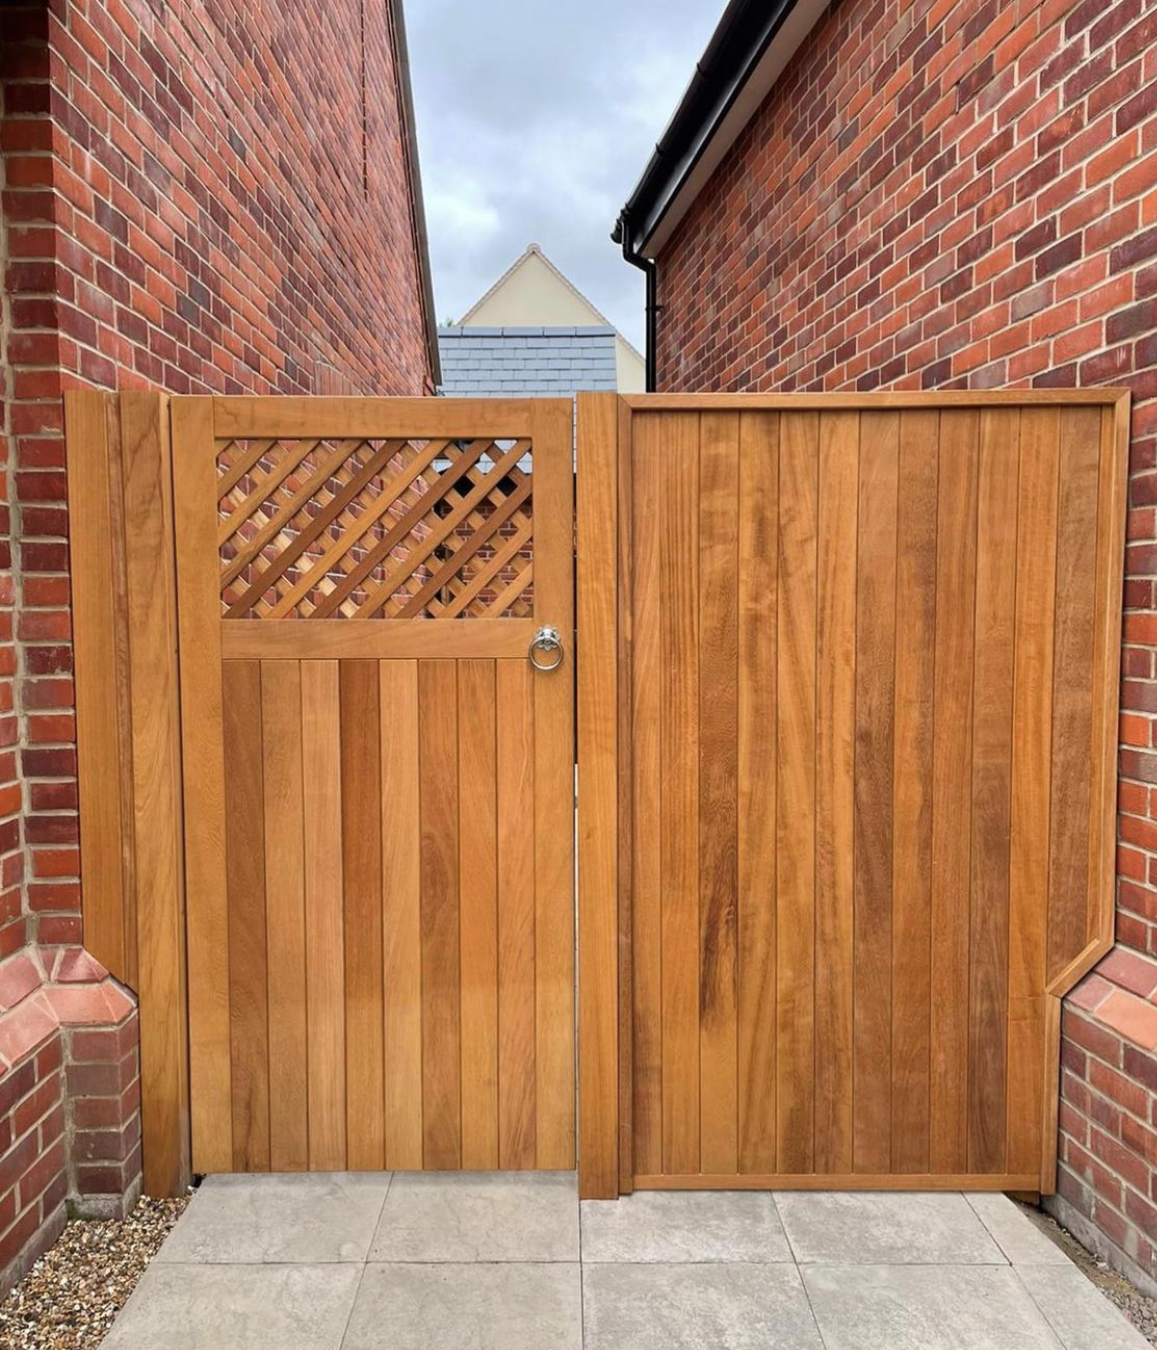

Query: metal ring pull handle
[528,625,564,672]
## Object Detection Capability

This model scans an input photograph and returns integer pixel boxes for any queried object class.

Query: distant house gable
[456,244,645,392]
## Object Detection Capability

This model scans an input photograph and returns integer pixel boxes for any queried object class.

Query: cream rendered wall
[460,246,646,391]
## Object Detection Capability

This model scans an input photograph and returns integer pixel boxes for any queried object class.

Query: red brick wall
[654,0,1157,1293]
[0,0,433,1289]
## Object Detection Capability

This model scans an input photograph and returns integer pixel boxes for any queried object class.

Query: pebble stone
[0,1195,188,1350]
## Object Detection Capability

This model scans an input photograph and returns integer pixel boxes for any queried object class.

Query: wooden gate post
[577,392,621,1199]
[67,390,191,1198]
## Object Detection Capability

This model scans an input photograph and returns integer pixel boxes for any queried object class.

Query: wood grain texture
[498,658,536,1167]
[853,412,899,1175]
[616,397,635,1195]
[660,414,701,1175]
[532,399,576,1169]
[223,660,270,1171]
[698,412,739,1176]
[301,660,346,1169]
[891,410,937,1175]
[118,393,190,1196]
[1007,408,1059,1178]
[459,659,499,1170]
[576,392,619,1198]
[418,658,462,1169]
[930,409,979,1176]
[67,393,134,986]
[381,660,424,1170]
[1048,408,1101,981]
[776,412,818,1174]
[630,416,664,1179]
[262,661,309,1171]
[341,660,385,1170]
[172,398,233,1174]
[968,409,1020,1174]
[814,411,858,1176]
[737,412,779,1176]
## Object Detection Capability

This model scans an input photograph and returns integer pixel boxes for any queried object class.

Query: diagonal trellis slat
[215,433,536,620]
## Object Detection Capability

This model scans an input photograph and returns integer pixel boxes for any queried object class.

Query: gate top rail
[620,389,1130,411]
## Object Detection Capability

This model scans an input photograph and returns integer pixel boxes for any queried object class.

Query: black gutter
[392,0,442,388]
[612,0,804,388]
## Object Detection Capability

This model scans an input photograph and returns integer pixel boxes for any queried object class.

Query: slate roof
[437,325,619,397]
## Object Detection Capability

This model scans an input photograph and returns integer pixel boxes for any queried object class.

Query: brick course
[653,0,1157,1289]
[0,950,140,1294]
[0,0,433,1293]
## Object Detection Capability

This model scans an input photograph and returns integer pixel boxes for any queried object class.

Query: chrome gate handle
[528,625,564,672]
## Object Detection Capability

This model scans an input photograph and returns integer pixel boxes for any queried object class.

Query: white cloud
[404,0,727,348]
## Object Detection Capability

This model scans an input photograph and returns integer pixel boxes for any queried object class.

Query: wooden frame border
[213,396,539,440]
[577,392,621,1198]
[621,390,1128,411]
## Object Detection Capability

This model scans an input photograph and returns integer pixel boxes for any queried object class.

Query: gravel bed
[0,1196,188,1350]
[1021,1202,1157,1345]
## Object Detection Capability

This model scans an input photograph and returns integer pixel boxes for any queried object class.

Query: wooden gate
[171,396,574,1174]
[577,391,1129,1199]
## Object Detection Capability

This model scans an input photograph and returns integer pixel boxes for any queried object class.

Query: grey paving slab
[1017,1264,1151,1350]
[341,1262,581,1350]
[803,1264,1064,1350]
[155,1172,392,1264]
[583,1261,824,1350]
[966,1193,1072,1266]
[581,1189,792,1262]
[369,1170,578,1262]
[776,1190,1006,1264]
[101,1262,362,1350]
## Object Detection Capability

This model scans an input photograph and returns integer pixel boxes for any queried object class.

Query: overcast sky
[405,0,727,351]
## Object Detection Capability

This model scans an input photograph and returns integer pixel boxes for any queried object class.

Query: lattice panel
[216,436,535,619]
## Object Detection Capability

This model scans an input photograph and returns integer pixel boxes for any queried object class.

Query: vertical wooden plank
[1086,397,1129,966]
[631,415,663,1178]
[930,409,979,1174]
[301,659,346,1170]
[969,408,1019,1175]
[616,398,635,1195]
[1048,408,1102,981]
[776,411,818,1174]
[120,392,189,1196]
[814,410,858,1176]
[890,411,938,1175]
[67,392,133,984]
[698,411,739,1176]
[171,397,233,1173]
[577,392,619,1198]
[459,659,499,1170]
[737,412,779,1175]
[661,413,701,1175]
[1007,408,1059,1177]
[262,660,309,1171]
[853,410,899,1174]
[381,660,424,1170]
[532,399,576,1169]
[419,657,462,1169]
[498,658,536,1167]
[341,660,384,1170]
[223,661,269,1170]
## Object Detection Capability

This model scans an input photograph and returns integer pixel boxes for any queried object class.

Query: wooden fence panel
[579,390,1128,1198]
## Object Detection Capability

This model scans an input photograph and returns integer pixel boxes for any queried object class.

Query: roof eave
[615,0,828,262]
